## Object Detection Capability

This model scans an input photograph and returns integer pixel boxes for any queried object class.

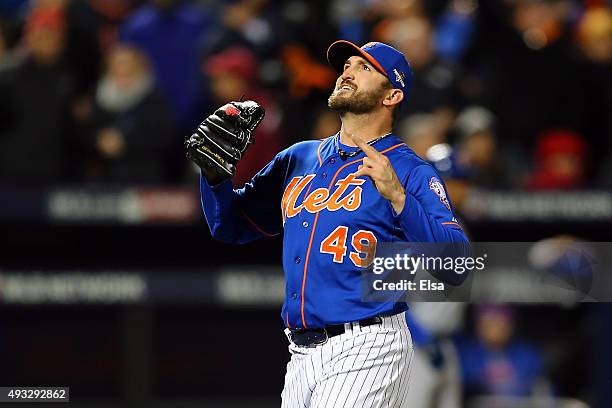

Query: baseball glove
[185,100,265,184]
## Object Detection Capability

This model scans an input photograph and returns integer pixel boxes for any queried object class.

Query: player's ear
[382,89,403,108]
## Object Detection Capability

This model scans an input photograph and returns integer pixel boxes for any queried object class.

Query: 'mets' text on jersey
[200,134,469,329]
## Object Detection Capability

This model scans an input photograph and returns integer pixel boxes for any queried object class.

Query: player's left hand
[185,100,265,185]
[350,133,406,214]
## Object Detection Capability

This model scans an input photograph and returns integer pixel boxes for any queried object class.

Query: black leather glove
[185,100,265,185]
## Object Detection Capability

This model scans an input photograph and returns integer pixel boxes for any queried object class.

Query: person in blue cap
[190,39,469,407]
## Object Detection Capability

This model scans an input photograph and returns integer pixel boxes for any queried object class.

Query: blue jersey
[200,133,469,329]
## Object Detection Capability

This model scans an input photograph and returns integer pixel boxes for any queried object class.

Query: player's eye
[363,64,371,71]
[343,63,350,71]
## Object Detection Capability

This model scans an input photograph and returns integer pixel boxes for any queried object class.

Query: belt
[288,316,383,347]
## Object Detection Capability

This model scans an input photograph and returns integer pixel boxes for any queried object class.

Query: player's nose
[340,66,356,82]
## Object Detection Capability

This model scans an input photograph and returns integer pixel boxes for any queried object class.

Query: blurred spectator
[398,112,474,211]
[406,303,466,408]
[0,17,23,72]
[204,46,284,187]
[206,0,339,144]
[398,113,446,159]
[422,106,512,210]
[424,142,472,210]
[119,0,211,132]
[398,112,466,212]
[86,0,141,53]
[0,0,608,193]
[329,0,368,44]
[282,44,337,100]
[368,0,424,20]
[462,0,582,154]
[574,7,612,185]
[60,0,125,93]
[280,43,337,143]
[374,13,458,126]
[435,0,478,63]
[8,1,124,102]
[274,0,340,144]
[77,45,174,183]
[577,7,612,65]
[525,129,588,190]
[204,0,276,55]
[450,106,511,188]
[329,0,424,46]
[0,6,76,184]
[456,304,546,398]
[528,235,596,302]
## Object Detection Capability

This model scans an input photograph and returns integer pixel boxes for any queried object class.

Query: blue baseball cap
[327,40,413,107]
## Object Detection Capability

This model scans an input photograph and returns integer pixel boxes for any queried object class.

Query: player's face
[328,56,391,114]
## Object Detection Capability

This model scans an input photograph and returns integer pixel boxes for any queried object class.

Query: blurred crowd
[0,0,611,199]
[407,303,551,407]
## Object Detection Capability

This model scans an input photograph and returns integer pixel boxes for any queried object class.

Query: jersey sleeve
[200,152,285,244]
[395,164,467,243]
[394,164,470,285]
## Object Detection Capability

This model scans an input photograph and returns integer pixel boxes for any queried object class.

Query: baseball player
[186,40,469,407]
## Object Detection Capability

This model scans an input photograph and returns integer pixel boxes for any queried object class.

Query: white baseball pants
[281,312,414,408]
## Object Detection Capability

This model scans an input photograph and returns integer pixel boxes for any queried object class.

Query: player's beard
[328,84,387,115]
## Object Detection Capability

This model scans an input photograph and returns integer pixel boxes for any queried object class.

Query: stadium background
[1,0,612,407]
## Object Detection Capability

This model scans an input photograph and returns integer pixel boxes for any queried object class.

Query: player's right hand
[185,100,265,185]
[351,133,406,214]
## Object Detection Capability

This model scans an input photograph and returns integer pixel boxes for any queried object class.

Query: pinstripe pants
[281,312,414,408]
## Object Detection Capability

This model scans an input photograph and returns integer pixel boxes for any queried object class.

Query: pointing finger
[349,133,383,160]
[346,132,362,147]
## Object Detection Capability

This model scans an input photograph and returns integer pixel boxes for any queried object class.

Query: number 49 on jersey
[319,226,377,268]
